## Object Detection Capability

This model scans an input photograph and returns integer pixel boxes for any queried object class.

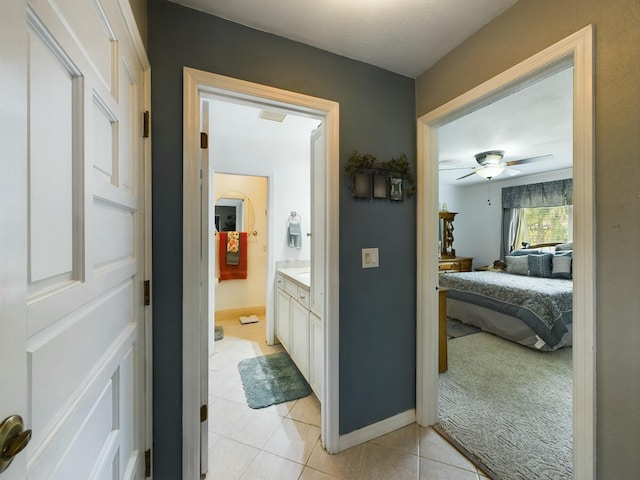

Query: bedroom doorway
[416,26,595,480]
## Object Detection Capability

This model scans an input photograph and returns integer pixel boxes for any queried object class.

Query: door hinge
[200,404,208,422]
[144,449,151,477]
[143,111,150,138]
[143,280,150,306]
[200,132,208,149]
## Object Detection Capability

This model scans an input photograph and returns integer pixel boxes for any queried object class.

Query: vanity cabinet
[290,298,309,378]
[275,270,322,399]
[276,288,292,351]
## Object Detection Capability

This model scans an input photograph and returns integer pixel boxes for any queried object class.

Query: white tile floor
[208,315,489,480]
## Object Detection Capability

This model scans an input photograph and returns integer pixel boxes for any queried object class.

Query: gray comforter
[439,271,573,349]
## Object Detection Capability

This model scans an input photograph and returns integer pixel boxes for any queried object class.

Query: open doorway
[206,100,322,472]
[416,26,595,480]
[182,68,341,478]
[434,65,574,479]
[213,172,268,328]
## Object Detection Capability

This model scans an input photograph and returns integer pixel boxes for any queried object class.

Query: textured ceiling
[438,66,573,185]
[169,0,518,78]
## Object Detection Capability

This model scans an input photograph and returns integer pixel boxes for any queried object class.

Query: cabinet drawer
[284,278,298,297]
[439,261,460,271]
[296,287,310,308]
[459,259,472,271]
[276,274,285,291]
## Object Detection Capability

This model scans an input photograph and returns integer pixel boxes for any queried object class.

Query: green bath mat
[214,326,224,341]
[238,352,312,409]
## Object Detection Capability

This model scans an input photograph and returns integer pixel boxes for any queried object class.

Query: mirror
[215,192,255,233]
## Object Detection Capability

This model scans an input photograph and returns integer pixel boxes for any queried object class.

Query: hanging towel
[288,222,302,249]
[226,231,240,265]
[218,232,248,280]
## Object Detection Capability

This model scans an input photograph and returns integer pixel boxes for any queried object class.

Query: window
[501,179,573,257]
[514,205,573,247]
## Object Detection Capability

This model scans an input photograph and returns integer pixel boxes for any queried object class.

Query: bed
[439,245,573,351]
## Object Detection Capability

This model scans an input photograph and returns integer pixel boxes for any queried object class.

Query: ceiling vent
[258,110,287,122]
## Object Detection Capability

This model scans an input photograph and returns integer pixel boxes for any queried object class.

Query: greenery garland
[344,150,416,198]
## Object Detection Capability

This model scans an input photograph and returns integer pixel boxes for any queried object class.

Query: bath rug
[238,352,311,409]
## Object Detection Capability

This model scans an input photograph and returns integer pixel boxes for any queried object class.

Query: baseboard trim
[215,306,266,321]
[338,409,416,451]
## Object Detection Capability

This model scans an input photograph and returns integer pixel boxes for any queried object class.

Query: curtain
[500,178,572,258]
[502,179,572,209]
[501,207,523,259]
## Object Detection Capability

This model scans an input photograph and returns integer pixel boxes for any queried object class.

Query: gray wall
[148,1,416,476]
[127,0,147,47]
[416,0,640,477]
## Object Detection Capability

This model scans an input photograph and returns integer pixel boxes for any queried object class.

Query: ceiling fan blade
[440,166,476,171]
[504,167,522,177]
[456,171,476,180]
[506,154,553,166]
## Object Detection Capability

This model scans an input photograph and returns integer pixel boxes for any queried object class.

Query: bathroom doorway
[206,96,326,478]
[212,173,268,338]
[182,68,341,478]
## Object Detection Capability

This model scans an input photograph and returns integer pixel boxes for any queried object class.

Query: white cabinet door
[309,312,323,398]
[0,1,149,478]
[276,289,292,351]
[290,299,310,379]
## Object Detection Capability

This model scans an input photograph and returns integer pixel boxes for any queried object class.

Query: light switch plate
[362,248,379,268]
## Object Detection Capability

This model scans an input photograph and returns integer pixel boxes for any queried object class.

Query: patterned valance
[502,179,573,209]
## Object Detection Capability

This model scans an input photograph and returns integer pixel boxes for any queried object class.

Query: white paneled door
[0,0,150,479]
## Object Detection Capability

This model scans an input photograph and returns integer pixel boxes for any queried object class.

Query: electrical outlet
[362,248,379,268]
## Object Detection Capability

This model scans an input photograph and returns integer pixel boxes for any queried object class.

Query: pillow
[555,242,573,251]
[505,255,529,275]
[508,248,541,256]
[552,252,572,279]
[528,253,553,278]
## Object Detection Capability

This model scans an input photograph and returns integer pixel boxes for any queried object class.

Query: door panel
[0,1,147,478]
[28,25,78,291]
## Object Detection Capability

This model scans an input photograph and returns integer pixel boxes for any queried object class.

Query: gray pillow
[505,255,529,275]
[528,253,553,278]
[509,248,541,256]
[552,252,572,279]
[555,242,573,251]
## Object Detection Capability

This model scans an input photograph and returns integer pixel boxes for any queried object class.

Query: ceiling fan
[441,150,553,180]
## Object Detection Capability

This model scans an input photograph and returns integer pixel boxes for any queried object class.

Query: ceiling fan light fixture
[475,150,504,165]
[475,165,505,179]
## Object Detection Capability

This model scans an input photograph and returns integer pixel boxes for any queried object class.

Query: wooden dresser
[439,257,473,273]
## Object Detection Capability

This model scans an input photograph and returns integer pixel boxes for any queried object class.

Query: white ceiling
[439,66,573,185]
[207,98,321,144]
[169,0,518,78]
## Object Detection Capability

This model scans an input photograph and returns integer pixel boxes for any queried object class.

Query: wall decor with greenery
[344,151,416,201]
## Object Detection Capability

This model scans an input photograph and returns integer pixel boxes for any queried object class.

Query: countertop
[277,267,311,289]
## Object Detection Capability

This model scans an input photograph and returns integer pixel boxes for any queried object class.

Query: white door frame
[416,25,595,479]
[182,68,341,478]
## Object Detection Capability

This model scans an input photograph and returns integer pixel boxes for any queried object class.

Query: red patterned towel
[218,232,248,280]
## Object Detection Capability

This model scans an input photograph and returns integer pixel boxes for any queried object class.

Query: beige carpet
[439,332,573,480]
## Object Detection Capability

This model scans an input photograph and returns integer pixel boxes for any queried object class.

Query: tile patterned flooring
[208,315,489,480]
